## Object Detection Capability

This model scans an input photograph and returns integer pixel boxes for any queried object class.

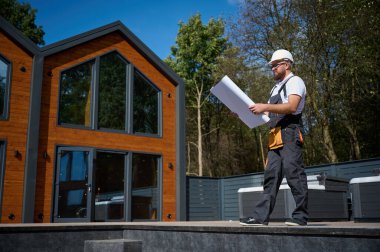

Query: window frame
[131,67,162,137]
[53,146,94,223]
[93,149,128,222]
[96,51,130,132]
[0,54,11,120]
[57,59,95,129]
[52,145,162,222]
[56,50,162,137]
[130,151,162,221]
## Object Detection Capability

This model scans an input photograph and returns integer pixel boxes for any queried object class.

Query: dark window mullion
[0,141,6,220]
[157,156,163,221]
[125,153,132,221]
[93,57,100,130]
[158,90,162,137]
[126,64,134,134]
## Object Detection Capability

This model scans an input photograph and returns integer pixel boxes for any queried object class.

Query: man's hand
[249,103,268,115]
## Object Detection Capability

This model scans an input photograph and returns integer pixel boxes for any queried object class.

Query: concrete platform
[0,221,379,251]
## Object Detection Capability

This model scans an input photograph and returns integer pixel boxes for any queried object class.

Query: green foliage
[0,0,45,45]
[166,13,227,102]
[165,14,227,176]
[230,0,380,165]
[210,47,272,175]
[172,1,380,176]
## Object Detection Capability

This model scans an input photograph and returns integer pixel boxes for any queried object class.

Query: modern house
[0,16,185,223]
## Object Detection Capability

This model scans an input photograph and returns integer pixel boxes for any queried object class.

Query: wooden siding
[0,31,33,223]
[34,32,177,222]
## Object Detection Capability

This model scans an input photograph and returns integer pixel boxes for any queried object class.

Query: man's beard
[273,70,285,81]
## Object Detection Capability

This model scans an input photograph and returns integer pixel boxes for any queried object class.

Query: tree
[210,47,272,175]
[165,14,227,176]
[230,0,380,166]
[295,0,380,162]
[0,0,45,45]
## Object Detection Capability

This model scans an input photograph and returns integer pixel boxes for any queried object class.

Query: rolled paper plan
[210,75,269,129]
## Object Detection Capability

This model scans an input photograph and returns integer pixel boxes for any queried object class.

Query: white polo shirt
[269,73,306,115]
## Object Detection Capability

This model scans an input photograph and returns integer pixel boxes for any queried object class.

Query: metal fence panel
[186,177,220,220]
[186,158,380,221]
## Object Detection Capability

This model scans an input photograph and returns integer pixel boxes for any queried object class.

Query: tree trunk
[310,80,338,163]
[322,122,338,163]
[343,122,361,160]
[197,96,203,176]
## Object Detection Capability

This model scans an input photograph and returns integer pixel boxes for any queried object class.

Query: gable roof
[41,21,183,86]
[0,16,40,55]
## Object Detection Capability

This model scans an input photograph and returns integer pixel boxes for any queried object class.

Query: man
[240,49,308,226]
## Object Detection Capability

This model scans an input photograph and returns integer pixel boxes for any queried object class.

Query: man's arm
[249,94,301,115]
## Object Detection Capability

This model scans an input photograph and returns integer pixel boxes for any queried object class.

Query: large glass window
[98,52,127,130]
[57,51,161,134]
[133,71,159,134]
[94,152,125,221]
[58,61,93,127]
[0,55,10,119]
[132,153,159,220]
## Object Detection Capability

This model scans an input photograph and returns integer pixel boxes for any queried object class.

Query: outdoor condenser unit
[350,175,380,222]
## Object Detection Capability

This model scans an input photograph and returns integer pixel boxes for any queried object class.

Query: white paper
[210,75,270,129]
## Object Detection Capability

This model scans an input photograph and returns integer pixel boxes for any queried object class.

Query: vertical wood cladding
[34,32,177,222]
[0,31,33,223]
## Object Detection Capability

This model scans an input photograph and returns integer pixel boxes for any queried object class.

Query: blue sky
[27,0,243,59]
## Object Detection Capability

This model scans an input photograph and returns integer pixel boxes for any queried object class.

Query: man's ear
[285,62,292,70]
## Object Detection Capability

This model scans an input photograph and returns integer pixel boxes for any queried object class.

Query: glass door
[53,147,93,222]
[94,151,126,221]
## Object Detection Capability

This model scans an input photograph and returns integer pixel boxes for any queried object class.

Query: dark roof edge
[0,16,40,55]
[40,21,121,54]
[41,20,183,86]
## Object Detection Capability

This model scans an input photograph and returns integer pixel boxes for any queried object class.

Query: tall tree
[295,0,380,162]
[0,0,45,45]
[211,47,272,175]
[165,14,227,176]
[230,0,380,166]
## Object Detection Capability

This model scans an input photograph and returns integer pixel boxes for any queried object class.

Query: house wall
[34,31,177,222]
[0,30,33,223]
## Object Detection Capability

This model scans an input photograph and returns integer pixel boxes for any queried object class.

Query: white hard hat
[268,49,294,65]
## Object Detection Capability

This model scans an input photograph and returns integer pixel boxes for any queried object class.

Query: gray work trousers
[252,138,308,224]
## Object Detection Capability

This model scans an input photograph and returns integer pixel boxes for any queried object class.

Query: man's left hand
[249,103,267,114]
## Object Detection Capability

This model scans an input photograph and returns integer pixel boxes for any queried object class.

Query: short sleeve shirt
[268,73,306,115]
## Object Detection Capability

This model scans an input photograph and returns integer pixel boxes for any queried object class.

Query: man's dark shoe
[240,217,267,226]
[285,218,307,226]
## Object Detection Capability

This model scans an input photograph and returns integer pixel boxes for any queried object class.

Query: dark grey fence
[186,158,380,221]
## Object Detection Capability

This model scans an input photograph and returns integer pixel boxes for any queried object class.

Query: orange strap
[298,129,304,144]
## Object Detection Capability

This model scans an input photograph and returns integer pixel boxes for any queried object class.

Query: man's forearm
[264,103,296,114]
